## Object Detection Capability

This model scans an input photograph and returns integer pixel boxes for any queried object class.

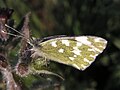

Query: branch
[0,54,21,90]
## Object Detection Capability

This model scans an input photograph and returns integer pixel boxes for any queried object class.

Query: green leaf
[30,57,64,80]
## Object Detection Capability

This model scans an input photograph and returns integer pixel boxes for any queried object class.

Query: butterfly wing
[33,36,107,70]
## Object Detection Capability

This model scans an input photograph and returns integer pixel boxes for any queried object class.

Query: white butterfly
[31,36,107,70]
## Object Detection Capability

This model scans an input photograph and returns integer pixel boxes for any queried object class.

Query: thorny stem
[1,69,21,90]
[0,54,21,90]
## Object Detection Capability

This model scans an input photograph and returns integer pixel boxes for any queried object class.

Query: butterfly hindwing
[33,36,107,70]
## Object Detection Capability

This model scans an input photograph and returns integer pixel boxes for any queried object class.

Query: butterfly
[31,35,107,71]
[4,24,107,71]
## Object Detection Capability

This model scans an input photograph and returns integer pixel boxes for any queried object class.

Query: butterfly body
[31,36,107,70]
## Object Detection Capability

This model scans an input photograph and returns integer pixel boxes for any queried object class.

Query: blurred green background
[0,0,120,90]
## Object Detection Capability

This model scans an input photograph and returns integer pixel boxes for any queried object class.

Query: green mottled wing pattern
[33,36,107,70]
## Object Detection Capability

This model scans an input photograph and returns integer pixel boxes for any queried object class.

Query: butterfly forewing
[34,36,107,70]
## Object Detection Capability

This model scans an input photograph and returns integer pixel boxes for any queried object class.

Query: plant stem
[1,68,21,90]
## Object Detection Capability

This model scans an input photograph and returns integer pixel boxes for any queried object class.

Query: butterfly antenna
[5,24,24,37]
[27,39,34,47]
[5,32,22,38]
[5,24,34,47]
